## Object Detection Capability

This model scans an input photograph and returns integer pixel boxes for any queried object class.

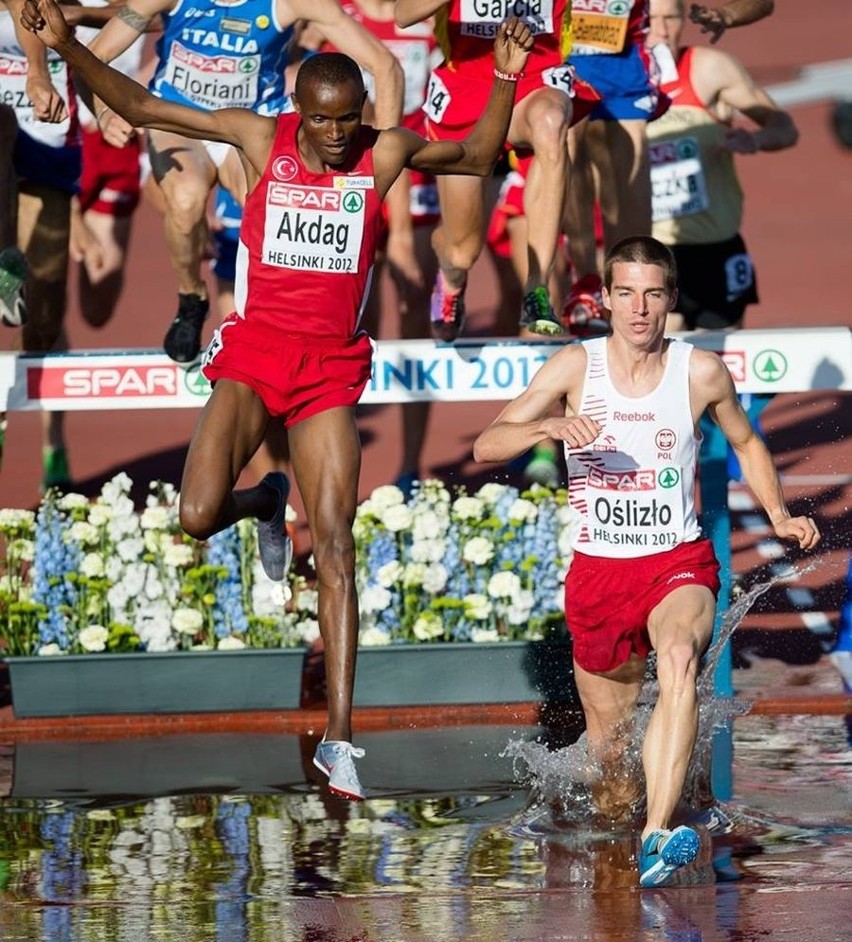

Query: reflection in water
[0,714,849,941]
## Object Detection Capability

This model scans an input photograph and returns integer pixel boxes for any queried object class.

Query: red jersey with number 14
[434,0,571,77]
[235,113,384,339]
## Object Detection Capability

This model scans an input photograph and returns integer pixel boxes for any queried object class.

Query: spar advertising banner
[1,328,850,411]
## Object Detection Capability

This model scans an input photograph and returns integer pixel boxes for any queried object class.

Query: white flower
[295,588,318,613]
[470,627,500,643]
[369,484,406,511]
[0,508,35,529]
[452,496,484,521]
[171,608,203,635]
[217,635,246,651]
[359,626,392,646]
[79,624,109,652]
[295,618,321,644]
[360,584,392,614]
[87,503,113,527]
[191,643,212,651]
[68,521,99,546]
[504,588,535,625]
[402,562,427,587]
[410,537,446,563]
[508,498,538,522]
[117,537,146,563]
[476,482,510,506]
[58,492,89,511]
[381,503,413,532]
[80,552,105,579]
[488,570,521,598]
[162,542,194,567]
[140,506,170,530]
[9,538,34,562]
[422,563,448,594]
[412,509,445,541]
[463,594,492,620]
[375,561,403,588]
[462,536,495,566]
[412,611,444,641]
[37,643,64,656]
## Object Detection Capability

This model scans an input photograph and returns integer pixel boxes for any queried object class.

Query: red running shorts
[202,314,374,427]
[78,126,141,217]
[565,538,721,673]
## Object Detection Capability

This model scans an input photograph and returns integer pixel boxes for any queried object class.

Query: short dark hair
[603,236,678,294]
[294,52,365,101]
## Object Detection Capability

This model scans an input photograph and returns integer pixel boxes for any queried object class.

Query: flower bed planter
[5,648,308,718]
[353,639,576,707]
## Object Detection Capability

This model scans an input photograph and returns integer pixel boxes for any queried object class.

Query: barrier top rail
[1,327,850,412]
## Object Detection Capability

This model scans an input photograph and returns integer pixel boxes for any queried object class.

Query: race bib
[571,0,630,54]
[423,71,451,123]
[724,253,754,299]
[649,137,709,222]
[585,465,685,551]
[458,0,554,38]
[541,63,575,95]
[385,39,432,114]
[262,182,366,274]
[0,56,69,125]
[164,41,260,110]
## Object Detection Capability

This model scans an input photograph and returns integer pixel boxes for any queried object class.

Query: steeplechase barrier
[2,326,850,711]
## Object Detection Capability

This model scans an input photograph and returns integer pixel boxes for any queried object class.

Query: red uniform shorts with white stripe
[202,314,373,427]
[565,538,721,673]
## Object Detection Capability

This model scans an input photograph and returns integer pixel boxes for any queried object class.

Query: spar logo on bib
[272,156,298,181]
[341,192,364,213]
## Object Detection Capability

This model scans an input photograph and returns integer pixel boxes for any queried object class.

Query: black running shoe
[163,293,209,363]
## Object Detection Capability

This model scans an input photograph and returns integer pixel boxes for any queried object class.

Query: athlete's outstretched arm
[21,0,275,177]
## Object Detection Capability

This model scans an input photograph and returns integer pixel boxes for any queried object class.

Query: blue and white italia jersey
[150,0,294,115]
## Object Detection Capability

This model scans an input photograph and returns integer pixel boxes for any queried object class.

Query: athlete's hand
[24,73,68,122]
[688,4,730,44]
[772,515,821,551]
[722,127,761,154]
[493,16,534,77]
[21,0,72,49]
[96,106,136,148]
[540,414,602,449]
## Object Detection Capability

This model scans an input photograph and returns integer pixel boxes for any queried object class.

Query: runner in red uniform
[23,0,535,800]
[396,0,597,338]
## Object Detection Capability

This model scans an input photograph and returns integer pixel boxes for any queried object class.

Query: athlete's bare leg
[564,120,600,282]
[591,118,651,246]
[573,656,645,821]
[431,174,487,292]
[74,207,134,328]
[289,406,362,743]
[643,584,715,839]
[0,105,17,247]
[147,129,217,299]
[507,87,573,293]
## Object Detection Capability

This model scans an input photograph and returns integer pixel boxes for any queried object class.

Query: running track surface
[2,5,850,677]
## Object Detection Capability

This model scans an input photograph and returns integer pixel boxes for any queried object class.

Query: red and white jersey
[570,0,647,56]
[566,336,702,558]
[0,9,79,147]
[234,113,385,339]
[434,0,571,79]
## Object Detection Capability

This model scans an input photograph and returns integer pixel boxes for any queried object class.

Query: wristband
[95,106,110,124]
[493,68,522,82]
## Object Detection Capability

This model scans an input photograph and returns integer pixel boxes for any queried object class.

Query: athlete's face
[602,261,677,347]
[294,80,367,169]
[648,0,684,54]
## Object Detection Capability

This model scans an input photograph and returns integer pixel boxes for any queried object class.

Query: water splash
[504,566,819,832]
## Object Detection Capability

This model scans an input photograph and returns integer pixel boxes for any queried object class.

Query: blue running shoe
[257,472,292,582]
[639,826,700,887]
[313,738,366,801]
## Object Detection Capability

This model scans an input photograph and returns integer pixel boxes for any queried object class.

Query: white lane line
[786,587,814,607]
[757,540,785,559]
[767,58,852,107]
[802,611,836,637]
[739,513,769,532]
[780,474,852,486]
[728,490,757,511]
